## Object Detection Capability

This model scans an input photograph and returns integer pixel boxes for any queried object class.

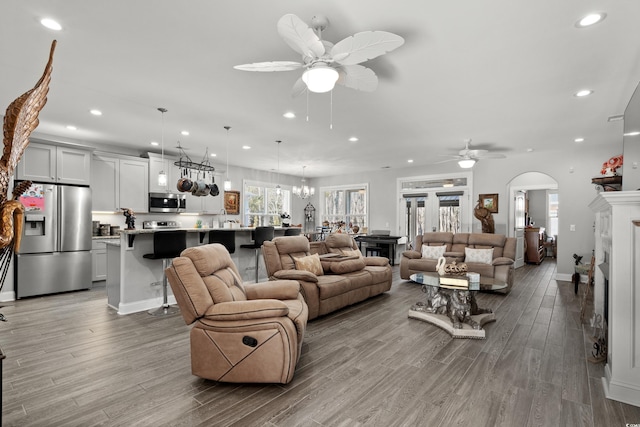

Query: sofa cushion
[325,257,366,274]
[294,253,324,276]
[341,249,363,258]
[465,247,494,264]
[421,245,446,259]
[316,275,352,299]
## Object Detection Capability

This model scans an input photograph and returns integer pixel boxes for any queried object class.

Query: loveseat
[400,232,516,291]
[262,234,392,320]
[166,243,308,384]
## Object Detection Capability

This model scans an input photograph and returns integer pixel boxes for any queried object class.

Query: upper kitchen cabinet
[92,153,148,213]
[17,142,92,185]
[148,152,180,194]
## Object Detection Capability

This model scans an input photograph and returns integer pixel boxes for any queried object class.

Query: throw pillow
[465,247,494,264]
[421,245,447,259]
[341,249,362,258]
[294,253,324,276]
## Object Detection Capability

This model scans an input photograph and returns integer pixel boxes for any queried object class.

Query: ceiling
[2,0,640,178]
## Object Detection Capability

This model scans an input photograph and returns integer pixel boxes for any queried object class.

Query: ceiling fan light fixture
[302,64,339,93]
[458,158,476,169]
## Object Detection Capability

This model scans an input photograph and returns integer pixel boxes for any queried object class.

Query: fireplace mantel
[589,190,640,407]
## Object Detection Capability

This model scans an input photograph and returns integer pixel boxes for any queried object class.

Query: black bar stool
[208,230,235,253]
[240,226,274,283]
[143,230,187,315]
[284,228,301,236]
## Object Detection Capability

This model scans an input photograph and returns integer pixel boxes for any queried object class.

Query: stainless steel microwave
[149,192,186,213]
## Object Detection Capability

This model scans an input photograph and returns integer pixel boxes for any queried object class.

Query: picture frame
[224,190,240,215]
[479,193,498,213]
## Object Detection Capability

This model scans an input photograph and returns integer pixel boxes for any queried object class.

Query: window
[320,184,368,231]
[243,180,291,227]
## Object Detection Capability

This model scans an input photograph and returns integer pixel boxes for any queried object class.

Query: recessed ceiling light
[181,130,189,136]
[210,153,217,157]
[90,109,102,116]
[66,125,77,131]
[574,89,593,97]
[526,148,534,152]
[608,115,624,122]
[150,141,159,146]
[575,12,606,28]
[283,112,296,119]
[348,137,359,142]
[242,145,251,150]
[624,131,640,136]
[407,159,414,163]
[40,18,62,31]
[574,138,585,143]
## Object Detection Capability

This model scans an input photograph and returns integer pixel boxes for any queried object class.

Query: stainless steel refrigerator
[15,182,92,298]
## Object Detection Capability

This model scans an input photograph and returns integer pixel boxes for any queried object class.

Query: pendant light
[157,107,168,187]
[223,125,231,191]
[293,165,315,199]
[275,140,281,195]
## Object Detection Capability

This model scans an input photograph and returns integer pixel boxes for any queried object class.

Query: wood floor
[1,260,639,426]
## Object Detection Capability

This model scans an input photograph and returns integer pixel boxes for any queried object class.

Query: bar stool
[240,226,274,283]
[284,228,301,236]
[143,230,187,316]
[208,230,235,253]
[365,246,382,257]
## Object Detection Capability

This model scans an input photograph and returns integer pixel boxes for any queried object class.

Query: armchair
[165,243,308,384]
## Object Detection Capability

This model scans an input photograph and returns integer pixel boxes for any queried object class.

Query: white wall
[527,190,547,229]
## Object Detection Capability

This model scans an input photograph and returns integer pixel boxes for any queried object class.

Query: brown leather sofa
[400,232,516,291]
[165,243,308,384]
[262,234,392,320]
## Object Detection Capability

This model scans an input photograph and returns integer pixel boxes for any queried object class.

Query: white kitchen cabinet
[17,142,92,185]
[92,153,148,213]
[148,153,181,193]
[91,239,109,282]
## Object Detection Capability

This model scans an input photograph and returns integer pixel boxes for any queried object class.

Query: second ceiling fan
[234,14,404,96]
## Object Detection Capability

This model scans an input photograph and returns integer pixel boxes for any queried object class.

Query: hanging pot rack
[173,142,215,175]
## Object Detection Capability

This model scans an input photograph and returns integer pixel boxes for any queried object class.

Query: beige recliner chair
[165,243,308,384]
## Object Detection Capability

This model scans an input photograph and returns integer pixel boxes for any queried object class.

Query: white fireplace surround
[589,191,640,407]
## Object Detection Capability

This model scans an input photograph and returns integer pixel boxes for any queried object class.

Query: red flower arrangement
[601,155,623,176]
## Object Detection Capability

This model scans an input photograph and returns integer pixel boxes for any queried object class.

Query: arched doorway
[507,172,559,268]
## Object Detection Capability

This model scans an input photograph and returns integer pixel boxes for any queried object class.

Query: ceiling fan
[233,14,404,95]
[438,139,507,168]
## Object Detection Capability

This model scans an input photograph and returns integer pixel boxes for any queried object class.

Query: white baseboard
[0,291,16,302]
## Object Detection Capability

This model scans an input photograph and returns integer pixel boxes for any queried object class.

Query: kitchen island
[106,227,300,314]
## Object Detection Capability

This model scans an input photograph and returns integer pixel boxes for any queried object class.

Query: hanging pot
[209,183,219,196]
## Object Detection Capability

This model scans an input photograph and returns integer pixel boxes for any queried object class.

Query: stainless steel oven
[148,192,186,213]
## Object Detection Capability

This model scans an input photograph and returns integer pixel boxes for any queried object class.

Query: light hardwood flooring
[1,260,639,426]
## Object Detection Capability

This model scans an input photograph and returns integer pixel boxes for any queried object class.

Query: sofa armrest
[273,269,319,283]
[204,300,289,321]
[364,256,390,267]
[402,250,422,260]
[492,257,514,267]
[244,280,300,301]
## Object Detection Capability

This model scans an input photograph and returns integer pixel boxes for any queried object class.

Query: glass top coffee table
[408,272,506,339]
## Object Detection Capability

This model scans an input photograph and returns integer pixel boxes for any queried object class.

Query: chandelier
[292,166,315,199]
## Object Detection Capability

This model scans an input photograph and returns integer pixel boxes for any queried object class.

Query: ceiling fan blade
[337,65,378,92]
[331,31,404,65]
[475,153,506,159]
[466,149,489,157]
[277,14,325,59]
[233,61,303,72]
[291,77,307,98]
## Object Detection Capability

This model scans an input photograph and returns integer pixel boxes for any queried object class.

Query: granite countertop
[92,235,120,240]
[119,226,301,235]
